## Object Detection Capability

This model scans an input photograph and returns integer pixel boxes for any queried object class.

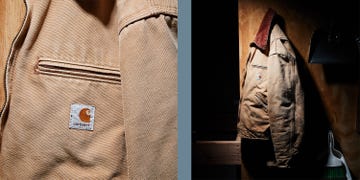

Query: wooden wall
[239,0,360,178]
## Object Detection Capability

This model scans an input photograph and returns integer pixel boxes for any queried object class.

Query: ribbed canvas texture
[0,0,177,179]
[120,14,178,179]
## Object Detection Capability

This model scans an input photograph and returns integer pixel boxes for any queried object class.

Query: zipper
[35,58,121,84]
[0,0,29,132]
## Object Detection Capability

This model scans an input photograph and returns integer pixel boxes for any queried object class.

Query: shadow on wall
[323,64,359,84]
[291,43,331,178]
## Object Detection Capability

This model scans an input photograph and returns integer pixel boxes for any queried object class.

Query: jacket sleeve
[119,1,178,178]
[267,33,303,168]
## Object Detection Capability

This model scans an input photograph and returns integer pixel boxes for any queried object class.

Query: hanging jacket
[0,0,177,179]
[238,8,304,168]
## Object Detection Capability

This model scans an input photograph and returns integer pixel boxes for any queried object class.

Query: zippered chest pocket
[35,58,121,84]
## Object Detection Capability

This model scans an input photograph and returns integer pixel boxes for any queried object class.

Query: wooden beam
[193,140,241,165]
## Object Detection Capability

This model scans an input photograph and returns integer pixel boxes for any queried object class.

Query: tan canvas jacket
[0,0,177,179]
[238,9,304,168]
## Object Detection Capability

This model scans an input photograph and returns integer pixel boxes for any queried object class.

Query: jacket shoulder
[118,0,178,32]
[269,24,296,61]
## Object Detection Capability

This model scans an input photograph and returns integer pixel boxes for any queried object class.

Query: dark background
[191,0,239,141]
[191,1,240,179]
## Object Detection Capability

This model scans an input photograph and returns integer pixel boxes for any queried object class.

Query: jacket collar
[251,8,277,51]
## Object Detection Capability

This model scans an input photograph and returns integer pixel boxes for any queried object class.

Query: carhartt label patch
[256,72,262,80]
[69,104,95,131]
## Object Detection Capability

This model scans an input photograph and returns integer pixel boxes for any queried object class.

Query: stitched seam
[38,56,120,70]
[36,72,121,85]
[118,6,177,34]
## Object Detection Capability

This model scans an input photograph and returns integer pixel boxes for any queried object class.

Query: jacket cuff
[275,158,291,168]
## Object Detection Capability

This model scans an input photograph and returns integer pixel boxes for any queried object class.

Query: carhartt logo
[256,72,262,80]
[79,108,91,123]
[69,104,95,131]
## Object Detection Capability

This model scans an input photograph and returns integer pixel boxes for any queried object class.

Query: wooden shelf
[193,139,241,165]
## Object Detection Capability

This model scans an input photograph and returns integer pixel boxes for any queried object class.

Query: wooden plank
[193,140,241,165]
